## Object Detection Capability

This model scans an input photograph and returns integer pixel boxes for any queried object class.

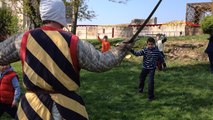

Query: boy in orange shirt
[97,34,111,52]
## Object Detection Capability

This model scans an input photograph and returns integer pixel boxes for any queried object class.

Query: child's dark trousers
[139,68,155,99]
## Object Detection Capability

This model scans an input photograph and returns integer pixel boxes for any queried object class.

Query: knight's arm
[78,39,133,72]
[0,32,23,65]
[0,33,133,72]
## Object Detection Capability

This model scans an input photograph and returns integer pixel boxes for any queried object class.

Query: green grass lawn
[78,59,213,120]
[2,35,213,120]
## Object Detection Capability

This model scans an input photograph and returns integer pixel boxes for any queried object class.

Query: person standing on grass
[0,0,134,119]
[205,34,213,73]
[130,37,164,101]
[97,34,111,53]
[155,33,167,70]
[0,65,20,119]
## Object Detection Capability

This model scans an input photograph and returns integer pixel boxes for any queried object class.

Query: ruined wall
[73,25,133,40]
[185,26,203,36]
[160,24,185,36]
[133,24,185,37]
[67,23,188,40]
[113,25,133,38]
[75,26,97,39]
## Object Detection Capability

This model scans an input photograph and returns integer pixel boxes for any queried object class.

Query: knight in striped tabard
[19,26,87,119]
[0,0,134,119]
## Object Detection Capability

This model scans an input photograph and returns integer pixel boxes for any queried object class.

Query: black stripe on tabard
[23,74,42,90]
[59,31,71,47]
[36,93,53,111]
[25,50,85,105]
[61,90,86,105]
[25,49,71,92]
[21,95,42,120]
[56,103,88,120]
[30,29,80,85]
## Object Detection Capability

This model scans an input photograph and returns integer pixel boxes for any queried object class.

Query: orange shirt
[97,36,111,53]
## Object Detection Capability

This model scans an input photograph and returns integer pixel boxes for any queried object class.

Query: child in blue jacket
[130,37,164,101]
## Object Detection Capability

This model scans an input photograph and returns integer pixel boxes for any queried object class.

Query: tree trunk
[71,0,79,34]
[71,7,78,34]
[212,0,213,15]
[27,0,42,28]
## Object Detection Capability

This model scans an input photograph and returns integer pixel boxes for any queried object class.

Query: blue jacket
[130,47,164,69]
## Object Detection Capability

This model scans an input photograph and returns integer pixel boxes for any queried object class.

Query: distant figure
[130,37,164,101]
[180,31,183,36]
[205,34,213,73]
[0,65,20,119]
[97,34,111,52]
[156,33,167,70]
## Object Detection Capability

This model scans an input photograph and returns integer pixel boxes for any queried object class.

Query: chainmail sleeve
[77,40,130,72]
[0,32,132,71]
[0,32,23,65]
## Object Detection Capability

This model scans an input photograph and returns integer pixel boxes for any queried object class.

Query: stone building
[68,18,186,40]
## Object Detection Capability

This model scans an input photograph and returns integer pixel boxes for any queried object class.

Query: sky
[77,0,212,25]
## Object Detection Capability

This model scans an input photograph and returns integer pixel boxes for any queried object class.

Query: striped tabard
[18,26,88,120]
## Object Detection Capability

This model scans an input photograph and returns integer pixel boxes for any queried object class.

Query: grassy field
[2,35,213,120]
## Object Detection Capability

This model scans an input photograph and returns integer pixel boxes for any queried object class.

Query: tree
[22,0,96,32]
[3,0,127,33]
[66,0,127,34]
[0,7,19,41]
[65,0,95,34]
[200,15,213,35]
[0,0,42,29]
[18,0,96,33]
[22,0,41,28]
[212,0,213,15]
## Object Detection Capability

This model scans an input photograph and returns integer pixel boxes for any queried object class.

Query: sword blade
[127,0,162,43]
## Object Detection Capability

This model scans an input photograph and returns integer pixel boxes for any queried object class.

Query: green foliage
[168,34,209,41]
[0,7,19,41]
[200,15,213,35]
[65,0,96,34]
[22,0,42,28]
[65,0,96,21]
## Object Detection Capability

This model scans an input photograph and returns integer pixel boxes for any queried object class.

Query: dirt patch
[164,40,208,62]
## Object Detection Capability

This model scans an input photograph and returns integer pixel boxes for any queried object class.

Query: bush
[0,7,19,41]
[200,15,213,35]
